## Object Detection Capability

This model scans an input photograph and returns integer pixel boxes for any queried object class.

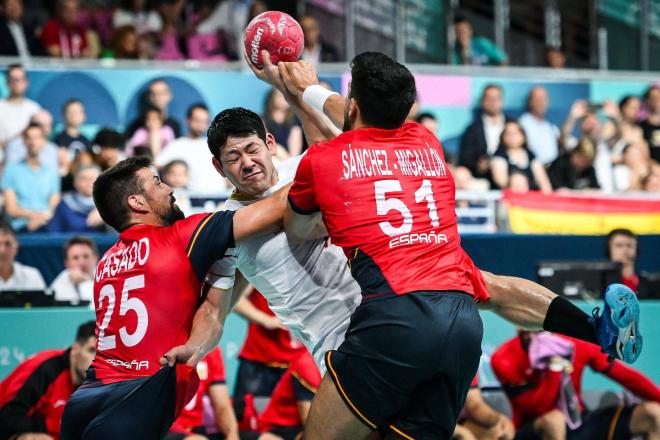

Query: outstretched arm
[232,183,291,243]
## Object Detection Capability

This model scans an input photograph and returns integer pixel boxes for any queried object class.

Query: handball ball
[244,11,304,68]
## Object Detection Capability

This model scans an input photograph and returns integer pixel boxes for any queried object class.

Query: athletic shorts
[61,365,197,440]
[232,358,287,420]
[325,290,483,439]
[515,405,634,440]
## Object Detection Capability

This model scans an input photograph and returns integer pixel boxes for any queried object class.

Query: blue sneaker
[590,284,642,363]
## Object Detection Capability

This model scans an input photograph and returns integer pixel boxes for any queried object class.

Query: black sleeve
[184,211,236,282]
[547,156,567,189]
[291,373,315,402]
[587,167,600,189]
[459,123,483,176]
[26,24,45,56]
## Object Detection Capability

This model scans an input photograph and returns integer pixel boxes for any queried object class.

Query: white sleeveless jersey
[206,156,361,372]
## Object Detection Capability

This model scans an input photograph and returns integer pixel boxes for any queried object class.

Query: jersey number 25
[97,275,149,351]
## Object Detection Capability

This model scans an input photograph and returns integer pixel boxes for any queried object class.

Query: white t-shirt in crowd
[0,98,40,144]
[112,9,162,33]
[519,112,560,165]
[0,261,46,291]
[156,136,228,195]
[483,114,505,155]
[49,269,94,304]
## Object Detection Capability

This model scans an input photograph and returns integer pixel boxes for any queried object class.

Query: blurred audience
[547,138,600,190]
[0,0,44,58]
[454,376,515,440]
[491,121,552,193]
[0,321,96,439]
[415,112,439,135]
[2,123,60,232]
[262,88,303,158]
[0,64,40,147]
[112,0,161,34]
[603,96,644,159]
[459,84,513,182]
[613,141,657,192]
[0,222,45,290]
[48,163,104,232]
[160,159,192,216]
[104,23,138,59]
[55,99,92,162]
[641,85,660,162]
[41,0,91,58]
[156,103,227,195]
[49,235,98,303]
[126,79,180,138]
[642,166,660,192]
[605,228,655,299]
[5,110,59,173]
[544,46,566,68]
[93,127,125,170]
[300,15,339,65]
[452,14,507,66]
[126,105,175,157]
[492,330,660,440]
[518,86,560,165]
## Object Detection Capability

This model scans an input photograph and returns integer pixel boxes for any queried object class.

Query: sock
[543,296,599,345]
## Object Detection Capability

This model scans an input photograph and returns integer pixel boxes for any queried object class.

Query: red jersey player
[167,347,238,440]
[60,157,288,439]
[492,331,660,440]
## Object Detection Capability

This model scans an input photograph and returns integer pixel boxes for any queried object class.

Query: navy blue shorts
[61,365,178,440]
[325,290,483,439]
[232,358,286,420]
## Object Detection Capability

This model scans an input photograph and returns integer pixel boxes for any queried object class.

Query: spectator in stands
[0,0,44,58]
[48,163,104,233]
[154,0,186,61]
[103,24,138,59]
[491,121,552,193]
[5,110,59,173]
[641,85,660,162]
[547,137,600,190]
[613,141,658,192]
[167,347,239,440]
[49,236,98,303]
[603,96,644,160]
[544,46,566,68]
[93,127,125,170]
[0,64,40,146]
[492,330,660,440]
[160,159,192,216]
[642,166,660,192]
[257,350,321,440]
[0,222,46,291]
[459,84,513,182]
[0,321,96,439]
[561,100,615,192]
[2,123,60,232]
[452,15,507,66]
[126,105,175,157]
[41,0,91,58]
[454,377,515,440]
[112,0,161,34]
[55,99,92,161]
[156,103,227,195]
[415,112,438,135]
[127,79,180,138]
[263,88,303,158]
[519,86,560,165]
[300,15,339,65]
[605,229,655,299]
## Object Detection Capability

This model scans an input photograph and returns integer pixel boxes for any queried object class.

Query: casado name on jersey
[96,238,150,282]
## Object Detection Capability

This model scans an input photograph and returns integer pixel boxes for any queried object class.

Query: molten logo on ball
[244,11,304,68]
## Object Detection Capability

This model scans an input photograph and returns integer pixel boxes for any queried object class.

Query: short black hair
[207,107,267,161]
[5,63,24,78]
[93,128,125,150]
[643,84,660,101]
[162,159,188,175]
[62,98,83,114]
[453,14,469,25]
[23,121,44,137]
[607,228,637,243]
[186,102,208,119]
[92,156,152,232]
[349,52,416,129]
[64,236,99,259]
[0,220,16,239]
[75,320,97,344]
[482,83,503,99]
[415,112,436,123]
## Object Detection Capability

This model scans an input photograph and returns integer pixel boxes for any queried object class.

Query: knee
[633,401,660,434]
[534,410,566,438]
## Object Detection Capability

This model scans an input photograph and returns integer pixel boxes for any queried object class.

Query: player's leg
[629,401,660,440]
[531,409,566,440]
[480,271,642,363]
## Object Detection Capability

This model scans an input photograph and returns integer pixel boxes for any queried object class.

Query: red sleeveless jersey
[288,122,489,301]
[91,212,235,384]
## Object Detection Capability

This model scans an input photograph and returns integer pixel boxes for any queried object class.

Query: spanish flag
[504,191,660,234]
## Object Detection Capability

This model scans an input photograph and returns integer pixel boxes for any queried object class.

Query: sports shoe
[590,284,642,363]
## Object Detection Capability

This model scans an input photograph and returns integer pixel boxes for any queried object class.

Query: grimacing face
[215,134,278,196]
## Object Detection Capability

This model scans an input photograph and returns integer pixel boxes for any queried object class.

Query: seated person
[166,347,239,440]
[161,159,192,216]
[126,105,175,157]
[49,236,98,304]
[93,128,126,170]
[605,228,656,299]
[54,98,92,163]
[47,163,104,233]
[257,350,321,440]
[4,110,59,173]
[454,376,515,440]
[492,329,660,440]
[547,138,600,190]
[491,121,552,193]
[0,321,96,439]
[0,221,46,291]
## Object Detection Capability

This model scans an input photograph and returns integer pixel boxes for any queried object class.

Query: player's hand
[160,344,202,367]
[261,315,286,331]
[245,51,304,108]
[278,60,319,97]
[16,433,55,440]
[68,267,91,285]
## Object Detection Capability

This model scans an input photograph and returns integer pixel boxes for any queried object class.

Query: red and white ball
[244,11,304,68]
